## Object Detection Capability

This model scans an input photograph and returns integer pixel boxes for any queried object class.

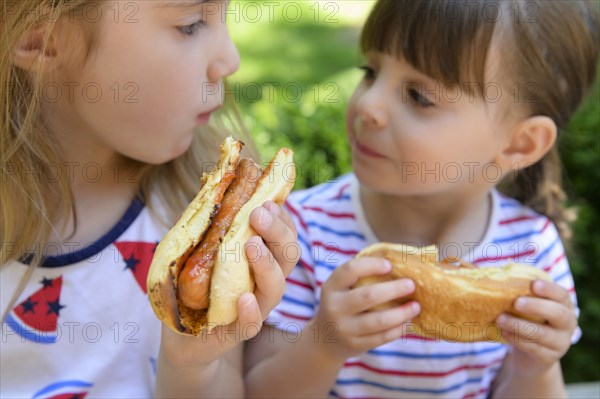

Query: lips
[348,115,386,159]
[196,105,223,124]
[352,138,386,158]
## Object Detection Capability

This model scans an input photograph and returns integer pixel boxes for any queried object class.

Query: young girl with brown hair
[245,1,598,397]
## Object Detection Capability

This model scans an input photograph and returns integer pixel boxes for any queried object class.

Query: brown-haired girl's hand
[495,280,578,375]
[159,201,299,367]
[312,257,421,362]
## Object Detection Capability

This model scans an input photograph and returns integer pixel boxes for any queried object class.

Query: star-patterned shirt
[1,196,168,398]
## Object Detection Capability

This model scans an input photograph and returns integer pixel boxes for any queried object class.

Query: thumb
[236,293,263,341]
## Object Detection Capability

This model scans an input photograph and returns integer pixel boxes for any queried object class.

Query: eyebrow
[156,0,208,9]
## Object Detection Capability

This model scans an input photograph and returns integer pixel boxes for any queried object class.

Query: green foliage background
[230,1,599,383]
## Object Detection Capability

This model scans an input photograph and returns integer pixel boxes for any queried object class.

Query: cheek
[345,107,355,138]
[65,80,196,164]
[90,29,206,113]
[82,51,200,126]
[345,91,362,138]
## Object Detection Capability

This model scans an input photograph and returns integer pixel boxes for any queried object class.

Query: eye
[177,20,206,36]
[407,87,434,108]
[358,65,376,82]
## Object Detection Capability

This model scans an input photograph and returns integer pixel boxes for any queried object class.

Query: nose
[207,30,240,83]
[354,84,388,128]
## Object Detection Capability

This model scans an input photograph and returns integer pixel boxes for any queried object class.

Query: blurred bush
[238,69,358,188]
[559,70,600,383]
[230,0,599,383]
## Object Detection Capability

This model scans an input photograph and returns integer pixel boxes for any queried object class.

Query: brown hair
[1,1,255,319]
[361,0,599,242]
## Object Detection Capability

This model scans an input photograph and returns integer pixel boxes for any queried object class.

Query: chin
[135,143,193,166]
[353,163,416,197]
[353,163,390,192]
[158,135,195,164]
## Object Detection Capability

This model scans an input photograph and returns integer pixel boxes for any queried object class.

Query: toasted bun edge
[147,137,242,335]
[207,148,296,328]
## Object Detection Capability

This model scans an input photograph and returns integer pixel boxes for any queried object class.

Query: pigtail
[500,0,598,245]
[506,147,576,243]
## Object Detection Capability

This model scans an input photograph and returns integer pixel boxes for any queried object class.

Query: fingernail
[404,279,415,291]
[497,314,508,325]
[245,301,256,312]
[241,293,256,311]
[515,298,527,311]
[410,302,420,313]
[383,260,392,271]
[257,207,272,227]
[267,202,280,215]
[533,280,545,293]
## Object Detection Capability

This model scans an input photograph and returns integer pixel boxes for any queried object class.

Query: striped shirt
[267,173,579,399]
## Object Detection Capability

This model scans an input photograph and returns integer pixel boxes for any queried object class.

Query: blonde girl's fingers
[343,278,416,314]
[203,294,262,347]
[236,292,263,341]
[265,201,297,234]
[251,202,295,242]
[249,205,299,275]
[245,236,287,319]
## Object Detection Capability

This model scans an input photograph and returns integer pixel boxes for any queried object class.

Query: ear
[498,115,557,172]
[12,24,59,73]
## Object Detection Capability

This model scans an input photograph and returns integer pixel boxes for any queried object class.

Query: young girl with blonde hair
[245,0,598,398]
[1,1,297,396]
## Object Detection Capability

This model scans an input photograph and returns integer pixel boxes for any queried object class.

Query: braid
[504,147,577,243]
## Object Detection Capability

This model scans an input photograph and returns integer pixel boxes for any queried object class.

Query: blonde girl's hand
[314,257,421,362]
[248,200,300,319]
[495,280,578,376]
[159,292,263,368]
[160,201,298,367]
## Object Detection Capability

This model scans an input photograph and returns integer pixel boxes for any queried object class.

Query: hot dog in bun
[147,137,295,335]
[354,243,552,342]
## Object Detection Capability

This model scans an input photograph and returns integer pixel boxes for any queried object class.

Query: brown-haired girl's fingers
[352,323,409,351]
[500,326,562,366]
[512,297,576,330]
[497,313,550,346]
[532,280,573,308]
[324,257,392,291]
[341,278,416,314]
[349,301,420,336]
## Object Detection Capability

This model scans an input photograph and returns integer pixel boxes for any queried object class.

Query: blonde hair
[1,0,255,318]
[361,0,599,242]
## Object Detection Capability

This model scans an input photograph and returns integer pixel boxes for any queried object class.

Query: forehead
[155,0,207,8]
[360,0,506,89]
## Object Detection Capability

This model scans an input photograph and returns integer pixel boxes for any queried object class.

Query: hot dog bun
[354,243,552,342]
[147,137,295,335]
